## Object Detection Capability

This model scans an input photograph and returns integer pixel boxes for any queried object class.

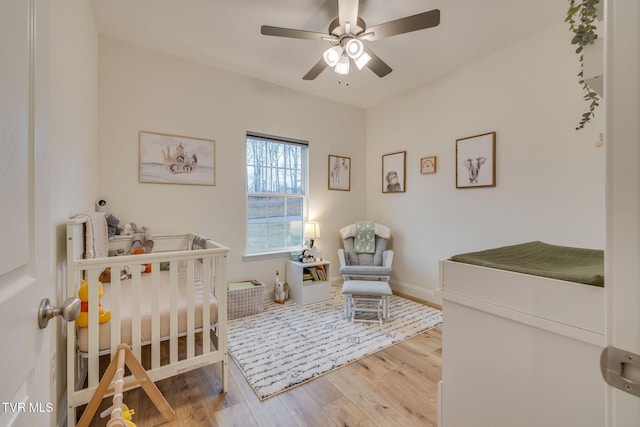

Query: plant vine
[565,0,600,130]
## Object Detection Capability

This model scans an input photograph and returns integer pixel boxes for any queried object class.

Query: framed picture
[456,132,496,189]
[382,151,406,193]
[328,155,351,191]
[139,130,215,186]
[420,156,437,174]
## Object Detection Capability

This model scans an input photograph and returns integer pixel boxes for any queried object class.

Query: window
[246,133,307,254]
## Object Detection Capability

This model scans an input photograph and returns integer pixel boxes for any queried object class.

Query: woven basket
[228,281,264,320]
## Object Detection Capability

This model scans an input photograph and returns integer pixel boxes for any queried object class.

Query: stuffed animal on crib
[106,214,121,238]
[274,270,289,304]
[76,279,111,327]
[122,222,137,236]
[132,248,152,273]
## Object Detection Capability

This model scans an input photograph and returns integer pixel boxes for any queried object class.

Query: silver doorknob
[38,297,80,329]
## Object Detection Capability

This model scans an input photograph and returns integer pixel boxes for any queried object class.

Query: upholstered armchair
[337,222,393,281]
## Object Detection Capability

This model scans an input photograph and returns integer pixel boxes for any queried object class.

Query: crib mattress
[76,269,218,352]
[450,241,604,287]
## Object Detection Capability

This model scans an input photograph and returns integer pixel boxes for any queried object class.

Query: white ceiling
[90,0,568,109]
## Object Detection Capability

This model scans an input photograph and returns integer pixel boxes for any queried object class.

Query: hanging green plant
[565,0,600,130]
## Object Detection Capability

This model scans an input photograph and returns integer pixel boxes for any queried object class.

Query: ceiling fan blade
[302,58,329,80]
[365,9,440,41]
[364,47,392,78]
[338,0,359,31]
[261,25,332,41]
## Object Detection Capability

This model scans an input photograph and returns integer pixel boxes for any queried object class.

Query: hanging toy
[101,403,136,427]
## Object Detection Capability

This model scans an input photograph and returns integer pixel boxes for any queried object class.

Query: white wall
[97,37,366,286]
[366,23,605,303]
[49,0,99,424]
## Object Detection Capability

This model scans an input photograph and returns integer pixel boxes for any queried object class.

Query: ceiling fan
[260,0,440,80]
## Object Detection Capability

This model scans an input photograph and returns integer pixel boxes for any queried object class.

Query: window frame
[245,132,308,256]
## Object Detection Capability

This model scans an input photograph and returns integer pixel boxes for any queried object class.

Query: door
[605,0,640,424]
[0,0,52,426]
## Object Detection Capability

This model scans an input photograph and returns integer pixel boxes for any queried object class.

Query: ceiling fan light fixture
[334,55,350,75]
[323,46,343,67]
[354,52,371,70]
[345,38,364,59]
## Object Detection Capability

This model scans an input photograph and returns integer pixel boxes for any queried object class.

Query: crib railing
[65,221,229,426]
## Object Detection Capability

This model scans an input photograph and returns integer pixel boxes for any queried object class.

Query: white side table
[285,260,331,305]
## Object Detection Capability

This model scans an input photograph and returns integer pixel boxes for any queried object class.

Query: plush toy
[122,222,137,236]
[132,248,151,273]
[105,214,121,238]
[299,249,314,263]
[99,268,111,283]
[274,270,289,304]
[99,266,132,282]
[121,404,136,427]
[129,226,154,254]
[76,279,111,327]
[100,403,136,427]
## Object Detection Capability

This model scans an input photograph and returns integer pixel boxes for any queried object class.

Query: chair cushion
[342,237,360,265]
[340,265,392,277]
[342,280,392,296]
[343,237,388,266]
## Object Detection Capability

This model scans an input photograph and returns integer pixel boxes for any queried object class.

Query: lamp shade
[354,51,371,70]
[304,222,320,240]
[345,38,364,59]
[334,55,350,75]
[323,46,342,67]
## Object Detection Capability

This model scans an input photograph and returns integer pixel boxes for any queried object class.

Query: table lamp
[304,221,320,252]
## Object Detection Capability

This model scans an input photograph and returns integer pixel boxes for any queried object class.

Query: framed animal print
[328,154,351,191]
[456,132,496,189]
[382,151,406,193]
[139,130,215,186]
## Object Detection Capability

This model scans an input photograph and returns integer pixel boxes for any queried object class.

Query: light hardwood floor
[79,306,442,426]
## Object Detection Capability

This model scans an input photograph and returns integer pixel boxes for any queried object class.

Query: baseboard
[389,279,442,307]
[264,277,443,308]
[264,277,342,302]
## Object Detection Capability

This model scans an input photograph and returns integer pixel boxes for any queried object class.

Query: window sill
[242,251,292,262]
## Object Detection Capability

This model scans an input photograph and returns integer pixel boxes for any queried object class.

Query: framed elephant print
[456,132,496,189]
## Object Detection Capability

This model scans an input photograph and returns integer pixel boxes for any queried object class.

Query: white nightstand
[285,260,331,305]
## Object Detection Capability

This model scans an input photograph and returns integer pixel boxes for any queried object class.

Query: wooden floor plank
[297,376,343,407]
[322,396,378,427]
[276,386,337,427]
[325,366,419,427]
[230,359,298,427]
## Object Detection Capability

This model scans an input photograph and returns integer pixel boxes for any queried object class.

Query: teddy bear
[106,214,121,239]
[274,270,289,304]
[76,279,111,327]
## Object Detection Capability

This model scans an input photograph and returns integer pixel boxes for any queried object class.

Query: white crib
[65,218,229,426]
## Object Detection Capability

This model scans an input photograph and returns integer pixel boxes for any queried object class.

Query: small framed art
[420,156,437,174]
[456,132,496,189]
[382,151,406,193]
[139,131,215,186]
[328,154,351,191]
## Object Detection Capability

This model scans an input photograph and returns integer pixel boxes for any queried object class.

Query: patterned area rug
[227,285,442,400]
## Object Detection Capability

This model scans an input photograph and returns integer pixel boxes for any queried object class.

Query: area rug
[227,286,442,400]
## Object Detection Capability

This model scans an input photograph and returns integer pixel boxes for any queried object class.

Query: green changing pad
[450,241,604,287]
